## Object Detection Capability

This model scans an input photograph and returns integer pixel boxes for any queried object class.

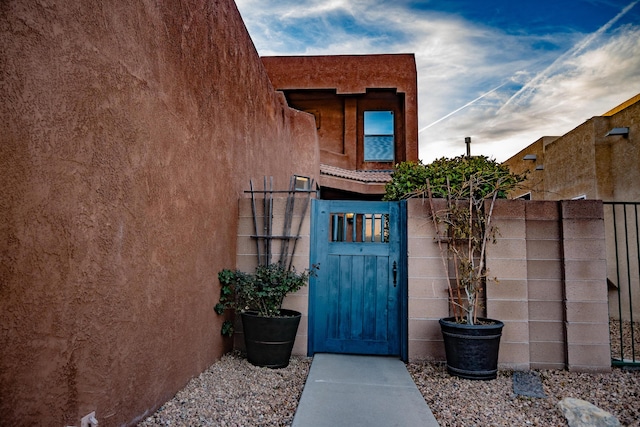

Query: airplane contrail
[419,81,508,133]
[497,0,638,114]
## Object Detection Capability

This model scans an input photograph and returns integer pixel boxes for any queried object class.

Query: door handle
[392,261,397,287]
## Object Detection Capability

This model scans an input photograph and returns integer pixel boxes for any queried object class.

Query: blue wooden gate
[308,200,407,360]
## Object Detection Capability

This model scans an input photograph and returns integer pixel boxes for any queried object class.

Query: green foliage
[215,263,319,325]
[382,161,430,201]
[385,156,526,325]
[383,155,525,201]
[221,320,234,337]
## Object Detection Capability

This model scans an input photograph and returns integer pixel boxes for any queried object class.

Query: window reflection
[364,111,394,162]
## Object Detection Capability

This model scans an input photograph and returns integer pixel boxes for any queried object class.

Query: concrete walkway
[292,353,440,427]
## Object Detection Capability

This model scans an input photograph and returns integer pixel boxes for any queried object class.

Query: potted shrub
[215,263,318,368]
[384,156,525,379]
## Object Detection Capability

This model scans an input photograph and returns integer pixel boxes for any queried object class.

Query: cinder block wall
[561,200,611,371]
[405,199,610,371]
[486,200,531,370]
[406,199,449,361]
[235,196,314,356]
[236,198,611,372]
[523,202,565,370]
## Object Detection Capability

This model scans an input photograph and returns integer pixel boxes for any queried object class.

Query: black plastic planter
[439,317,504,380]
[241,309,301,369]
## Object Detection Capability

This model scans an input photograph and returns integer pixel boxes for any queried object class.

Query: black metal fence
[604,202,640,367]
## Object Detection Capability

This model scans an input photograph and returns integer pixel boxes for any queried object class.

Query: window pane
[364,111,394,162]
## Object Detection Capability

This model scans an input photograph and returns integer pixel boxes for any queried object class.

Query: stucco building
[262,54,419,199]
[504,93,640,202]
[0,1,619,426]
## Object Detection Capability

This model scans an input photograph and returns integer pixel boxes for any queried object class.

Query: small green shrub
[384,155,526,325]
[383,155,524,201]
[215,263,319,335]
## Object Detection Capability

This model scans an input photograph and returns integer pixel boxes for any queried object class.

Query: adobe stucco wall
[0,1,318,426]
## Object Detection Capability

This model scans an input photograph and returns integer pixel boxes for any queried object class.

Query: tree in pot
[215,263,318,368]
[384,156,525,379]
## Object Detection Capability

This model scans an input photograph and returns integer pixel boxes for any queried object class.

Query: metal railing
[604,202,640,367]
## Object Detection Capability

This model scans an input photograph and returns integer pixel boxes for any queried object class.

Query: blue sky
[235,0,640,163]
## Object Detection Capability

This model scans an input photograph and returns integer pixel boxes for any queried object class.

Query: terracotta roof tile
[320,164,393,183]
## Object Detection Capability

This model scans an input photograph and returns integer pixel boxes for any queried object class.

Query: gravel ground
[138,352,310,427]
[138,320,640,426]
[409,362,640,427]
[139,351,639,427]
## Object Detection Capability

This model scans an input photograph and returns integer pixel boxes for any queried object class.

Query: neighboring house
[503,93,640,202]
[262,54,419,199]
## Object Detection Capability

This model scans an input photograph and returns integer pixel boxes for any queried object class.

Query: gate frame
[308,199,408,361]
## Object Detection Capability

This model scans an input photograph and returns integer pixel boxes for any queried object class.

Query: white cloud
[234,0,640,162]
[423,24,640,162]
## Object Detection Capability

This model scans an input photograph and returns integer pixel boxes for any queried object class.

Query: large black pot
[439,317,504,380]
[241,309,301,369]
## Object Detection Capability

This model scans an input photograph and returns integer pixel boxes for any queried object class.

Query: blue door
[309,200,407,360]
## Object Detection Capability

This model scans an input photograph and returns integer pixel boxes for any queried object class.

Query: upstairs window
[364,111,394,162]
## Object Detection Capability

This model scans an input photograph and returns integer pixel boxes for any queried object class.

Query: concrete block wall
[524,201,565,370]
[235,196,314,356]
[561,200,611,371]
[486,200,531,370]
[406,199,450,361]
[235,198,611,371]
[407,199,610,371]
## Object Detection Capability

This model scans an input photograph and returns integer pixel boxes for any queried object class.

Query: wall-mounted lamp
[294,175,311,191]
[523,154,537,161]
[605,127,629,138]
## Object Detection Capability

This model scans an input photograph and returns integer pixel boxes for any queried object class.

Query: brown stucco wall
[0,1,318,426]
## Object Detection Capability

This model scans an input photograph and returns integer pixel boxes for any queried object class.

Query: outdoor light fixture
[523,154,537,161]
[605,127,629,137]
[294,175,311,191]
